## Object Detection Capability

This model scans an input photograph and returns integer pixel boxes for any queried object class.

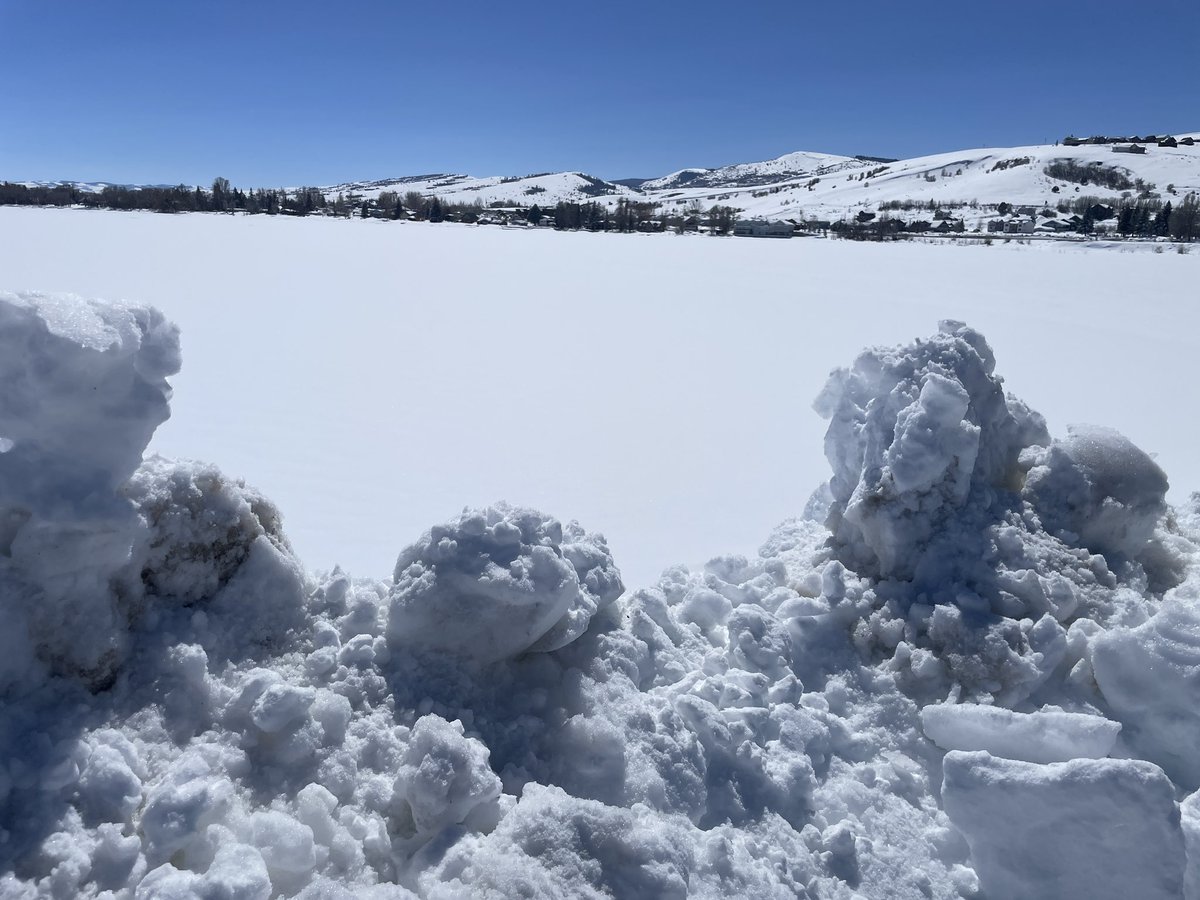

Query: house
[1062,136,1084,146]
[1181,137,1196,146]
[1159,136,1178,148]
[733,220,793,238]
[986,219,1005,233]
[1112,144,1147,154]
[1004,219,1036,234]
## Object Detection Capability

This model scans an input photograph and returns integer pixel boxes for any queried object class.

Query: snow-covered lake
[1,207,1195,588]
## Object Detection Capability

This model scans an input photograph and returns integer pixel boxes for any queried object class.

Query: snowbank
[2,294,1198,899]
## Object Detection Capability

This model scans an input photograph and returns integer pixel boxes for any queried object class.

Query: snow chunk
[418,783,692,899]
[1093,597,1200,788]
[137,841,271,900]
[248,809,317,879]
[125,457,293,605]
[921,703,1120,763]
[250,683,316,734]
[0,291,179,517]
[393,715,501,839]
[387,504,622,664]
[1024,424,1168,560]
[0,290,179,689]
[942,751,1184,900]
[815,320,1048,580]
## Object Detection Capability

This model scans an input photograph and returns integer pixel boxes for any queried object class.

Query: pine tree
[1154,202,1172,238]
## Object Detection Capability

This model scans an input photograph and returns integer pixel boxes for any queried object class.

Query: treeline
[0,178,340,216]
[0,179,742,234]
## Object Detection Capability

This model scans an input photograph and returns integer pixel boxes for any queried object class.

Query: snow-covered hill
[641,149,870,191]
[317,135,1199,228]
[17,132,1200,227]
[319,171,641,208]
[647,140,1200,224]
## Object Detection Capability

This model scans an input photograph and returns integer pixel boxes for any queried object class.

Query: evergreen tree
[1117,205,1134,236]
[1154,202,1172,238]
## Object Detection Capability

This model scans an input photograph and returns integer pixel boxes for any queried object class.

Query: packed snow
[4,274,1200,898]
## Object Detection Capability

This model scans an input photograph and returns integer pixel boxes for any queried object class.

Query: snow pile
[3,294,1200,899]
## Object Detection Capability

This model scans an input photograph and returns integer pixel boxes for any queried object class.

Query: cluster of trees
[1043,160,1136,192]
[0,178,350,217]
[1114,195,1199,241]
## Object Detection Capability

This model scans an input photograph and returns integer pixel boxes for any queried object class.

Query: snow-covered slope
[642,140,1200,222]
[641,150,869,191]
[18,181,130,194]
[19,134,1198,226]
[319,135,1199,224]
[320,171,640,207]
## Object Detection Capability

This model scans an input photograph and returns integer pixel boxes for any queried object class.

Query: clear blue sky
[2,1,1196,186]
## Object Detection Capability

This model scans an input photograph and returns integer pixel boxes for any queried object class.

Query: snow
[3,206,1197,590]
[387,504,622,664]
[920,704,1120,763]
[634,140,1200,226]
[3,208,1200,898]
[943,751,1185,900]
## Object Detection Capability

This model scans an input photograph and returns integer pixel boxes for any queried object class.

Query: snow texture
[3,291,1199,899]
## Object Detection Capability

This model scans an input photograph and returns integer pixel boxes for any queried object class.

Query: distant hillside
[320,171,639,207]
[7,132,1199,238]
[641,150,868,191]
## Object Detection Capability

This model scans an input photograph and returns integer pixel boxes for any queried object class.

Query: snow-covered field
[3,207,1200,899]
[1,206,1196,588]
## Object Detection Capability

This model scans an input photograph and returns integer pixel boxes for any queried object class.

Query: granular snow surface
[2,208,1200,899]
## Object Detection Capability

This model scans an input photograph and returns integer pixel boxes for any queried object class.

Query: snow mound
[817,318,1049,582]
[1024,424,1169,560]
[387,504,622,664]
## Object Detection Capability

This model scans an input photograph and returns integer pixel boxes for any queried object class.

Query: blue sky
[2,1,1196,186]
